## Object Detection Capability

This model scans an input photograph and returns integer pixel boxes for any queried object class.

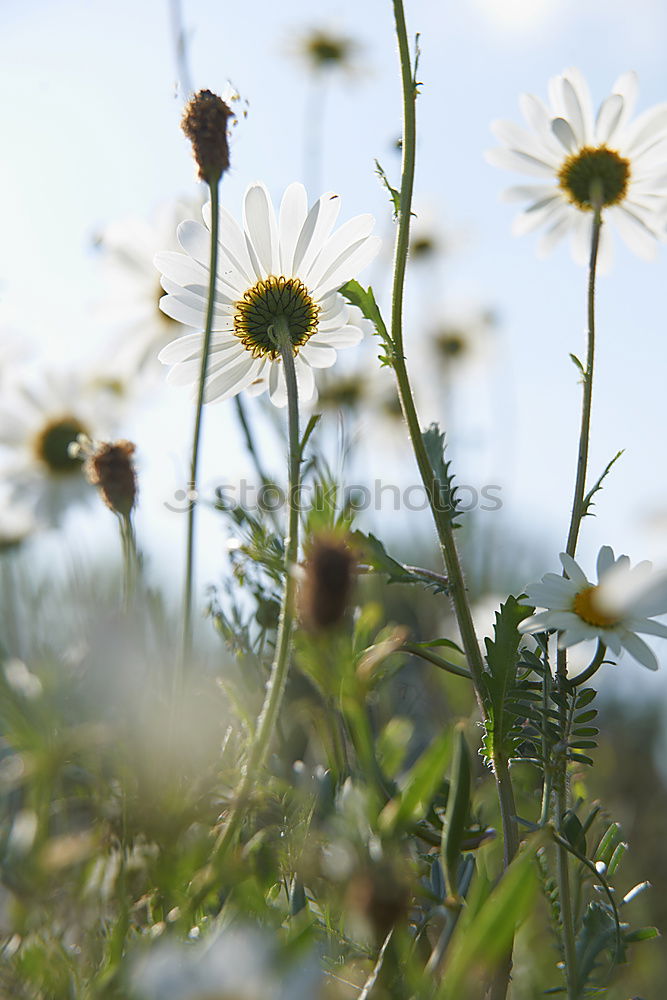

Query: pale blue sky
[3,0,667,686]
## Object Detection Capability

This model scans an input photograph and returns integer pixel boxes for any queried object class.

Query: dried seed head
[84,440,138,518]
[181,89,232,183]
[300,534,356,631]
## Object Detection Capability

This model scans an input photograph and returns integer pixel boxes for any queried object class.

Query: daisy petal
[559,553,589,588]
[293,192,342,276]
[279,183,309,276]
[618,630,659,670]
[595,94,624,144]
[243,182,280,278]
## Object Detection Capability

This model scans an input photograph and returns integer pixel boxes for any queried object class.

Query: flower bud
[84,440,137,518]
[181,89,232,183]
[300,534,356,631]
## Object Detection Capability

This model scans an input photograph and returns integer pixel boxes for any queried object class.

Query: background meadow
[1,0,667,996]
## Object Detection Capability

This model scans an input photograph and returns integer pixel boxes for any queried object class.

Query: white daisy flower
[519,545,667,671]
[0,488,37,551]
[0,369,120,526]
[487,68,667,267]
[155,181,380,407]
[94,197,203,380]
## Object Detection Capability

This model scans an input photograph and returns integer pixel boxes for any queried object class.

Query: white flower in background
[131,925,321,1000]
[0,369,120,526]
[519,545,667,671]
[487,68,667,268]
[156,181,380,406]
[429,303,496,370]
[0,488,37,551]
[94,197,203,380]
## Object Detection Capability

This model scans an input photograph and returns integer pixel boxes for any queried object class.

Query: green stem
[554,203,602,1000]
[390,0,519,879]
[401,642,472,681]
[119,513,137,612]
[181,180,220,669]
[213,317,300,859]
[565,206,602,559]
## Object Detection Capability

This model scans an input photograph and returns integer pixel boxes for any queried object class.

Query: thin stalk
[233,394,275,498]
[213,317,300,859]
[169,0,193,98]
[118,513,138,611]
[181,180,220,669]
[554,201,602,1000]
[390,0,519,876]
[565,205,602,559]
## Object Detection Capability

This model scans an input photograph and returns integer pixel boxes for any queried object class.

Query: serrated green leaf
[582,451,624,519]
[422,423,461,528]
[339,281,394,361]
[575,901,623,990]
[480,596,535,763]
[375,158,401,217]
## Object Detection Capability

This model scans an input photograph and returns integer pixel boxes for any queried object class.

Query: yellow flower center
[33,417,88,475]
[234,276,320,360]
[572,585,621,628]
[558,145,631,210]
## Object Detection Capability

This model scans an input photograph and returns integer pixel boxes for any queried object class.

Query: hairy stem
[214,317,300,858]
[390,0,518,883]
[555,203,602,1000]
[181,180,220,670]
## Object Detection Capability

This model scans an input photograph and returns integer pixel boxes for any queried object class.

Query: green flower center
[34,417,88,475]
[234,276,320,360]
[558,145,631,210]
[572,585,620,628]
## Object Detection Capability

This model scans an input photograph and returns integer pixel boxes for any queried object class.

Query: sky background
[3,0,667,692]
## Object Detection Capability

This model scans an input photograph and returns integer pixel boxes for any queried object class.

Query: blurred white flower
[488,68,667,268]
[0,369,121,526]
[520,545,667,671]
[0,487,37,550]
[429,303,496,370]
[94,197,202,382]
[156,181,379,407]
[130,925,321,1000]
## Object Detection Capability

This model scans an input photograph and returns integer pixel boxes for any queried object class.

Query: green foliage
[441,726,471,901]
[421,423,461,528]
[374,158,401,218]
[352,530,450,593]
[480,595,534,765]
[582,450,624,519]
[339,279,395,366]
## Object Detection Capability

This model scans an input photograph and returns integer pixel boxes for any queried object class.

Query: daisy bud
[84,440,138,518]
[300,534,356,631]
[181,89,232,184]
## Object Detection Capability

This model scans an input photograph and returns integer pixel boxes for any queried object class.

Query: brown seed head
[181,89,232,183]
[85,440,138,518]
[300,534,356,631]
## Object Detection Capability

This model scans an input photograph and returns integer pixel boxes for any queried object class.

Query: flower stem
[119,513,138,612]
[565,206,602,559]
[390,0,519,873]
[213,316,300,858]
[181,180,220,670]
[555,203,602,1000]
